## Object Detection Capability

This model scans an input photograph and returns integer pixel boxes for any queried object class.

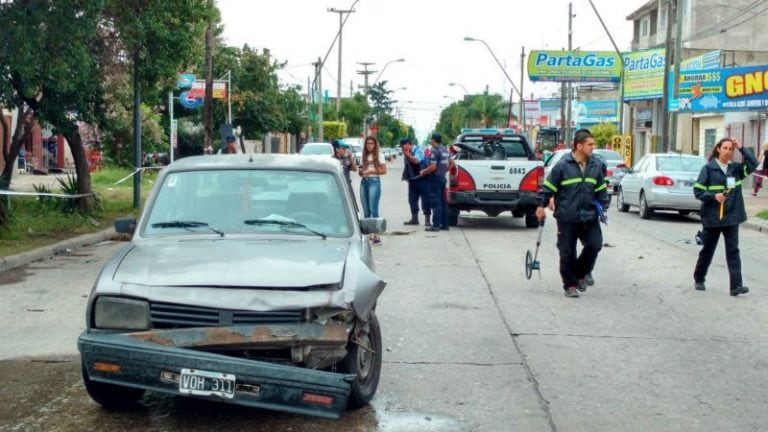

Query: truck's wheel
[448,205,460,226]
[525,212,539,228]
[339,313,382,409]
[82,364,144,408]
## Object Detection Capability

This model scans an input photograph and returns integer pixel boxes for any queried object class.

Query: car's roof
[165,154,342,174]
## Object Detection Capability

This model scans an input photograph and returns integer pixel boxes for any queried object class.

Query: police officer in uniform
[420,133,452,231]
[535,129,610,298]
[332,139,357,205]
[693,137,757,296]
[400,138,431,225]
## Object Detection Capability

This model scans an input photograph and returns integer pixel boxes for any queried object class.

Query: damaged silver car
[78,154,386,419]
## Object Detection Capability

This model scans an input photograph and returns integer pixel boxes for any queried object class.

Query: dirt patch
[0,267,31,285]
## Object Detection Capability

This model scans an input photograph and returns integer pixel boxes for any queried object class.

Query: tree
[337,93,370,137]
[367,81,395,123]
[469,92,507,128]
[590,122,619,148]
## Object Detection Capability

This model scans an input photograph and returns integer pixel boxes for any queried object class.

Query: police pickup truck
[448,129,544,228]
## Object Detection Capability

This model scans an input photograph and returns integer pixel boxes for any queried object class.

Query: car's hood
[113,239,349,288]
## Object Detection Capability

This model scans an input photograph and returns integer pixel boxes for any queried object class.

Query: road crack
[460,229,559,432]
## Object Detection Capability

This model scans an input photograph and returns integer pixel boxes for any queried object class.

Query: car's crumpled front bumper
[78,326,356,419]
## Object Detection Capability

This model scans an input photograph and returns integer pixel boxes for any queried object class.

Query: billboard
[576,100,619,124]
[673,65,768,112]
[622,48,666,101]
[188,80,229,99]
[528,50,622,82]
[680,50,721,71]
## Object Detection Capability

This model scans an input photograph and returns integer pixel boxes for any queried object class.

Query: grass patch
[0,170,158,257]
[757,209,768,220]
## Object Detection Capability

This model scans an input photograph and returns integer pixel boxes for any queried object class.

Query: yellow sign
[623,135,633,167]
[610,135,623,151]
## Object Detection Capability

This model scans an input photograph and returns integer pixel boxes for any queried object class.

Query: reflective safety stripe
[544,180,558,192]
[584,177,598,185]
[735,180,743,187]
[595,183,607,192]
[709,185,726,191]
[694,183,707,190]
[560,178,582,186]
[744,165,749,176]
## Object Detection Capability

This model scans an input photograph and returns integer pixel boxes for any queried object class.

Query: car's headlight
[93,297,150,330]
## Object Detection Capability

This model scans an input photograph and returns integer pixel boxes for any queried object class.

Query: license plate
[179,368,236,399]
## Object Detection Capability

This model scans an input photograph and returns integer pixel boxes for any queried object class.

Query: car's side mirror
[114,217,137,234]
[360,218,386,235]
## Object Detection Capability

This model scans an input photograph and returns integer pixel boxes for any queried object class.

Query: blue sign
[672,64,768,112]
[539,98,562,112]
[576,100,619,124]
[177,73,196,89]
[680,50,721,72]
[179,91,203,109]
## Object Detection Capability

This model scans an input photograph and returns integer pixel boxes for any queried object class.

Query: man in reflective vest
[535,129,610,298]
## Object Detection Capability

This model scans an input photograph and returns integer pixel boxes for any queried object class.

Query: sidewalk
[743,181,768,233]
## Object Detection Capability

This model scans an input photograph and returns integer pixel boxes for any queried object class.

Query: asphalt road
[1,162,767,432]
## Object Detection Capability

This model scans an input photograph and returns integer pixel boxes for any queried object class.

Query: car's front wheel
[82,363,144,408]
[339,312,382,409]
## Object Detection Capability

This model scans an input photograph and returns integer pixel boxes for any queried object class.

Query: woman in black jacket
[693,137,758,296]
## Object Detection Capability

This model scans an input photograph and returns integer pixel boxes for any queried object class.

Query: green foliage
[469,92,507,128]
[368,81,396,123]
[338,93,370,137]
[590,122,619,148]
[323,122,348,140]
[32,184,54,209]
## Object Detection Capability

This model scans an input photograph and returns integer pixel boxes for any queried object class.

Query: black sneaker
[694,282,706,291]
[585,273,595,286]
[730,286,749,296]
[425,226,441,232]
[403,218,419,225]
[577,279,587,292]
[564,287,580,298]
[424,217,432,227]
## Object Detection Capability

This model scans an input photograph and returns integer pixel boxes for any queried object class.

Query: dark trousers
[408,178,431,217]
[694,225,742,290]
[428,176,448,229]
[557,219,603,289]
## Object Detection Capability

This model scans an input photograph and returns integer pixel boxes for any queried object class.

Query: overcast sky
[218,0,647,140]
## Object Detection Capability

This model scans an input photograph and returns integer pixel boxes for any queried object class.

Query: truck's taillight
[451,166,476,191]
[519,166,544,192]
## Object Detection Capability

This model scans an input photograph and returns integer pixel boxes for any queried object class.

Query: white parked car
[299,142,334,156]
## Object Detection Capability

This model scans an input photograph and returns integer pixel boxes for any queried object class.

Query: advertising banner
[680,50,721,71]
[528,50,622,82]
[188,80,228,99]
[576,100,619,124]
[539,98,562,112]
[672,64,768,112]
[622,48,666,101]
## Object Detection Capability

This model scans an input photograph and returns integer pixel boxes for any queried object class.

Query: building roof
[626,0,657,21]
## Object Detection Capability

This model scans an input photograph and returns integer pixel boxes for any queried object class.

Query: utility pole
[328,7,355,113]
[203,0,214,152]
[661,0,675,151]
[670,0,683,152]
[315,58,324,142]
[566,2,573,143]
[520,46,526,131]
[357,61,376,136]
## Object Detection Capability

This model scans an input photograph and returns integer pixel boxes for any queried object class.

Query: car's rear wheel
[339,312,382,409]
[448,205,460,227]
[639,192,653,219]
[618,189,630,212]
[82,363,144,408]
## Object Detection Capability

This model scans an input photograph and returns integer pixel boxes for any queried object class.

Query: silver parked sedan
[618,153,707,219]
[78,154,386,419]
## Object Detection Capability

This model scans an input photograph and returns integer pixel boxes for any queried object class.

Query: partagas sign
[528,50,621,82]
[622,48,666,101]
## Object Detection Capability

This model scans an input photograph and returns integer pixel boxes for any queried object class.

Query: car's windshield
[300,144,330,155]
[595,150,623,161]
[143,169,352,237]
[655,156,706,172]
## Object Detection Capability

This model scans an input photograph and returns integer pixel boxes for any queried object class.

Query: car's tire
[617,189,630,212]
[525,212,539,228]
[448,205,460,227]
[82,364,144,409]
[339,313,382,409]
[678,210,691,216]
[639,192,653,219]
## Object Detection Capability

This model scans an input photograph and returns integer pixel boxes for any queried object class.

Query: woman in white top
[358,136,387,244]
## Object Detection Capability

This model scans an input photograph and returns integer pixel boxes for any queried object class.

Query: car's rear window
[144,169,352,238]
[596,150,623,160]
[655,157,706,172]
[459,136,530,158]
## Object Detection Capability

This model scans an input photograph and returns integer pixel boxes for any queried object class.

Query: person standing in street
[751,143,768,196]
[420,133,452,231]
[535,129,610,298]
[400,138,431,226]
[693,137,757,296]
[332,139,358,204]
[359,136,387,245]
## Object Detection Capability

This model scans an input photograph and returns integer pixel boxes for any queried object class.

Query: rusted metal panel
[129,323,348,349]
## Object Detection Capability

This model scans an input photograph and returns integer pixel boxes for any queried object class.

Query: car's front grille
[150,302,304,328]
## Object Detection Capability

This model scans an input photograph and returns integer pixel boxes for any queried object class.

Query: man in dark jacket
[400,138,430,225]
[693,137,757,296]
[535,129,610,298]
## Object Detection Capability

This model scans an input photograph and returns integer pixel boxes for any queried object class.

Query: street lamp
[464,36,524,128]
[448,82,469,96]
[372,58,405,85]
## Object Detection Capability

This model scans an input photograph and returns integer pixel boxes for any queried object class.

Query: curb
[743,218,768,234]
[0,227,117,273]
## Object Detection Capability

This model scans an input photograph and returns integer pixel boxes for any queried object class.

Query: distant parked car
[618,153,706,219]
[299,142,333,156]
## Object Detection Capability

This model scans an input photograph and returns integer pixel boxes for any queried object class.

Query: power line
[683,0,766,42]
